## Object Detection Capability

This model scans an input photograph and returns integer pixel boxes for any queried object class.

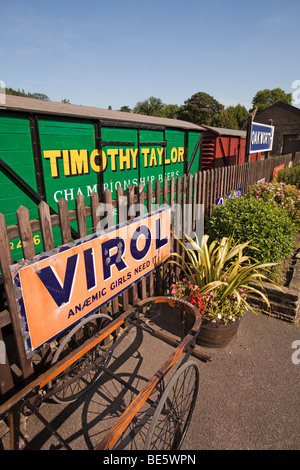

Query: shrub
[170,234,279,324]
[248,181,300,229]
[277,162,300,189]
[207,195,297,266]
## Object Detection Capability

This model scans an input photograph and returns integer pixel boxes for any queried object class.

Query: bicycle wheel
[48,313,113,404]
[144,361,199,450]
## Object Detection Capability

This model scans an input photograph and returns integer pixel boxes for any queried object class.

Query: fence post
[245,113,253,163]
[58,197,72,244]
[205,170,210,215]
[181,174,187,259]
[128,185,138,305]
[138,183,147,301]
[90,191,100,234]
[174,175,181,281]
[16,206,35,259]
[155,179,162,295]
[147,181,154,297]
[103,189,120,317]
[169,177,175,287]
[38,201,55,251]
[75,194,87,238]
[117,186,129,311]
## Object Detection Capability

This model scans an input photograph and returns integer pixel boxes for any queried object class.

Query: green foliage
[211,108,239,129]
[170,234,280,323]
[177,92,224,125]
[230,103,249,126]
[133,96,165,116]
[211,104,248,130]
[119,105,132,113]
[207,196,297,266]
[5,87,29,97]
[159,104,180,119]
[29,93,50,101]
[251,87,292,111]
[122,94,245,129]
[277,163,300,190]
[123,99,179,119]
[5,87,50,100]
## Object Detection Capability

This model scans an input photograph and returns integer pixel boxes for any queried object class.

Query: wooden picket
[0,153,299,400]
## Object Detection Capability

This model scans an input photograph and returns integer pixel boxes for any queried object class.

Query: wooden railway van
[0,96,204,261]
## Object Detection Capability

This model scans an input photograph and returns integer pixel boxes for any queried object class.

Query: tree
[251,88,292,111]
[160,104,179,119]
[211,108,239,129]
[119,105,131,112]
[28,92,49,101]
[5,87,30,97]
[133,97,165,116]
[227,104,248,128]
[212,104,248,129]
[61,98,70,104]
[177,92,224,125]
[5,87,50,100]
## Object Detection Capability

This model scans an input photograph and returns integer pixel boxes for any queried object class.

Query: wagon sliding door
[99,126,139,201]
[38,117,97,245]
[164,129,185,183]
[139,129,166,198]
[187,131,203,174]
[164,128,203,182]
[0,114,40,260]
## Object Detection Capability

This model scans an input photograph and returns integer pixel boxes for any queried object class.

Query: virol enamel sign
[11,207,172,357]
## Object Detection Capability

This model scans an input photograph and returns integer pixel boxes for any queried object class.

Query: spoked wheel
[144,361,199,450]
[48,313,113,404]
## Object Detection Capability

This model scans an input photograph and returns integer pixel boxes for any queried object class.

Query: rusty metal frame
[0,296,209,450]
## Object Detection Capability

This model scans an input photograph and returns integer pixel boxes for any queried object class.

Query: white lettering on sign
[251,130,273,146]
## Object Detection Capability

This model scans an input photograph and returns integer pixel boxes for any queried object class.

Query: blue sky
[1,0,299,112]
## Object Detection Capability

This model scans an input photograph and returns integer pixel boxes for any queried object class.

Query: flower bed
[168,234,280,350]
[172,278,246,325]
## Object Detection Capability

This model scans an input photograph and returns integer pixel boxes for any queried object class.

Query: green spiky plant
[170,234,283,324]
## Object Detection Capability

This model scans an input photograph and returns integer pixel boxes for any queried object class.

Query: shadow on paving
[1,308,300,450]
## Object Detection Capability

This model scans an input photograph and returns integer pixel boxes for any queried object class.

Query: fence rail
[0,152,299,401]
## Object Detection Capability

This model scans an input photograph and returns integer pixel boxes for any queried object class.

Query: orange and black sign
[11,207,172,357]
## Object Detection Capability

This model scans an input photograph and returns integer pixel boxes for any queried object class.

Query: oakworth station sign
[250,122,275,154]
[11,207,172,357]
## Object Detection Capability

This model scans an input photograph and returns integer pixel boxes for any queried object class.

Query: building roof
[255,101,300,119]
[0,94,205,131]
[201,125,246,138]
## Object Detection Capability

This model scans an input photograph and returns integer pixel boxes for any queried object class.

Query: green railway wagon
[0,95,204,261]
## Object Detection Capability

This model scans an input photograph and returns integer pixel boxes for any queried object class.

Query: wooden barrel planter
[185,314,241,348]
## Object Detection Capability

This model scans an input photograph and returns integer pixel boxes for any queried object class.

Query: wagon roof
[202,125,246,138]
[1,95,205,131]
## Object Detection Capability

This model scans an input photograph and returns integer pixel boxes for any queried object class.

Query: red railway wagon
[201,125,261,169]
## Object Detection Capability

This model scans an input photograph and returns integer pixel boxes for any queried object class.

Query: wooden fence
[0,152,299,402]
